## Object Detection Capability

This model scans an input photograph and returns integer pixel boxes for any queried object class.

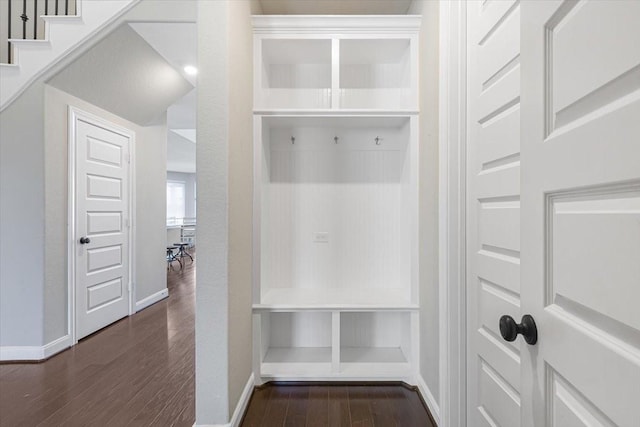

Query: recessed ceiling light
[184,65,198,75]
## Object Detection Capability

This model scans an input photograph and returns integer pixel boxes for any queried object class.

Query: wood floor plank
[399,385,436,427]
[367,386,398,427]
[241,387,273,427]
[327,386,351,427]
[305,386,329,427]
[150,373,195,426]
[260,386,291,427]
[284,385,309,427]
[348,386,373,427]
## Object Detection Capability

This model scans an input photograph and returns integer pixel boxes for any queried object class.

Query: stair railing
[4,0,77,64]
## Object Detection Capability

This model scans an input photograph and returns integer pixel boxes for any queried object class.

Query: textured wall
[195,0,230,423]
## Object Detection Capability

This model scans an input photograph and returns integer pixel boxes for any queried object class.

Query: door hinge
[128,282,132,293]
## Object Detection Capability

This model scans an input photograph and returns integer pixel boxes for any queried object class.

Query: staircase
[0,0,139,112]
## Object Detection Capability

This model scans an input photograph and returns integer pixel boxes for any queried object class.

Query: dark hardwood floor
[0,253,196,427]
[1,251,435,426]
[241,383,436,427]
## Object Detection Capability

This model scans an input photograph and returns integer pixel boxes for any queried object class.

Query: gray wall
[195,0,261,423]
[409,0,441,405]
[0,81,46,347]
[227,0,262,416]
[196,0,230,421]
[44,85,168,342]
[167,171,196,219]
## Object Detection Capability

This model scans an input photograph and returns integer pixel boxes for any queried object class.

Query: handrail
[3,0,76,64]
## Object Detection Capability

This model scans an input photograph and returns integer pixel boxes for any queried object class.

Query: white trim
[43,334,73,358]
[0,346,43,361]
[229,373,255,427]
[193,373,255,427]
[438,1,467,427]
[417,374,441,426]
[252,15,421,35]
[67,106,136,344]
[136,288,169,312]
[0,334,72,361]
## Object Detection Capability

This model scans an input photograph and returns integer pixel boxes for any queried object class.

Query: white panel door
[467,1,523,425]
[74,116,131,340]
[521,1,640,425]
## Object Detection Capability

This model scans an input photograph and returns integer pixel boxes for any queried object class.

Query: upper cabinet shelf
[253,16,421,113]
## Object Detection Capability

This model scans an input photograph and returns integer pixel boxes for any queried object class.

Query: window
[167,181,186,223]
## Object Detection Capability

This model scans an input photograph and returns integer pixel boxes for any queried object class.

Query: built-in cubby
[257,39,332,109]
[340,312,411,364]
[253,15,420,382]
[339,39,413,109]
[258,311,333,377]
[253,16,420,112]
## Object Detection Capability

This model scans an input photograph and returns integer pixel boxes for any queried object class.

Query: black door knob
[499,314,537,345]
[79,237,91,244]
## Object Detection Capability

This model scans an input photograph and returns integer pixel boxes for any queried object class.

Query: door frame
[67,106,136,344]
[438,1,468,426]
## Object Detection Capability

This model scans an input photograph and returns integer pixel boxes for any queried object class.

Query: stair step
[8,39,51,47]
[41,14,83,23]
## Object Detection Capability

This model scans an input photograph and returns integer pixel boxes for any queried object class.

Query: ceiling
[49,24,193,126]
[259,0,413,15]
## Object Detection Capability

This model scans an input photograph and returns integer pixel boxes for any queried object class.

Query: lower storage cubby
[259,311,332,377]
[255,310,415,380]
[340,311,413,376]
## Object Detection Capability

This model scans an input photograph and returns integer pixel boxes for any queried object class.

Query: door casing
[438,1,469,426]
[67,106,136,344]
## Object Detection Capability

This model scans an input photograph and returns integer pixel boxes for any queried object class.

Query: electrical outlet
[313,232,329,243]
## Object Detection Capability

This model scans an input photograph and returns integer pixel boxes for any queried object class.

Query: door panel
[521,0,640,425]
[75,117,130,340]
[467,1,522,425]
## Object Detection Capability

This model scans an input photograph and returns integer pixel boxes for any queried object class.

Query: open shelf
[340,347,407,363]
[340,312,412,364]
[258,311,332,376]
[254,288,416,311]
[339,39,413,110]
[257,39,332,110]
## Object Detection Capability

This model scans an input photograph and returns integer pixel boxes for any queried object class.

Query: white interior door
[520,1,640,425]
[73,113,131,340]
[466,1,640,425]
[466,1,523,425]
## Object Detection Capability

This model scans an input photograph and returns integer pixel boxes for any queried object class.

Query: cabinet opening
[340,312,411,364]
[261,311,332,364]
[339,39,412,109]
[259,39,332,109]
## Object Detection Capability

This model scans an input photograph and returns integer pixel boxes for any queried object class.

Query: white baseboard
[230,373,255,427]
[193,373,255,427]
[417,374,441,426]
[43,334,73,359]
[0,334,72,361]
[136,288,168,312]
[0,345,44,361]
